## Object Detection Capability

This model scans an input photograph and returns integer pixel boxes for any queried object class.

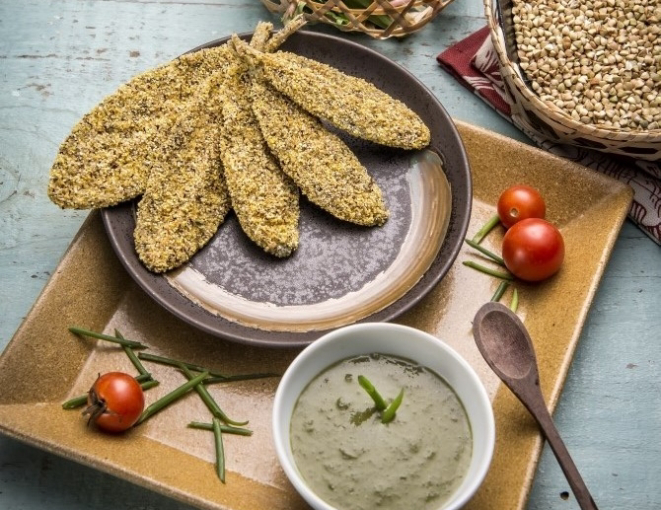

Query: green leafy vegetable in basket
[262,0,447,38]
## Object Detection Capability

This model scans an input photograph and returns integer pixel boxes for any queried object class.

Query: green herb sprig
[62,328,159,410]
[357,375,387,411]
[179,364,249,427]
[137,352,279,383]
[136,371,209,425]
[69,326,146,349]
[63,326,273,486]
[381,389,404,424]
[61,378,159,410]
[357,375,404,424]
[212,418,226,483]
[463,216,520,313]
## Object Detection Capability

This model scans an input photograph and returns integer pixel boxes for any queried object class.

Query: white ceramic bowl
[272,322,495,510]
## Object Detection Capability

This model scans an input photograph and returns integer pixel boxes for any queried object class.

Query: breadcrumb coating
[250,21,273,51]
[233,37,430,150]
[134,71,231,273]
[48,44,232,209]
[251,78,388,226]
[219,54,300,258]
[47,20,426,271]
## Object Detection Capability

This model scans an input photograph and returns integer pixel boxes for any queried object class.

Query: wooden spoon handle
[529,397,599,510]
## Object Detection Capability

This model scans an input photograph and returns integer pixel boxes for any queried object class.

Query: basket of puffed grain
[260,0,453,39]
[485,0,661,161]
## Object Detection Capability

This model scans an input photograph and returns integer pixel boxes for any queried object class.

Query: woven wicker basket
[260,0,453,39]
[485,0,661,162]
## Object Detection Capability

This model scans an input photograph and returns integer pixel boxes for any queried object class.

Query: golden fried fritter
[233,36,430,150]
[48,18,424,274]
[251,78,388,226]
[48,44,232,209]
[133,71,231,273]
[218,55,300,258]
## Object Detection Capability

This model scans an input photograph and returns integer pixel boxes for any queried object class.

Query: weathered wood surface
[0,1,659,509]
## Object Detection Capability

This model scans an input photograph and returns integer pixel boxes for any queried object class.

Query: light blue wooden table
[1,1,659,509]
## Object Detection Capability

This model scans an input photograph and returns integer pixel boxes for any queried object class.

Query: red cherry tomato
[497,185,546,229]
[502,218,564,282]
[84,372,145,433]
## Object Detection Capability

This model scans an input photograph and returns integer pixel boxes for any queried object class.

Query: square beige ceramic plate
[0,121,632,510]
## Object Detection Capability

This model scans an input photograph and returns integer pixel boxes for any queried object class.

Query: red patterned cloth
[438,27,661,245]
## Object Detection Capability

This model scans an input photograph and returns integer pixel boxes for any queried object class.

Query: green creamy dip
[290,354,472,510]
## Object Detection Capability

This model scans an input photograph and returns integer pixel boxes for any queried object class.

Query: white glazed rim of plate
[164,151,452,333]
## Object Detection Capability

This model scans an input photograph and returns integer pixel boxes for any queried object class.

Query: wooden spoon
[472,302,598,510]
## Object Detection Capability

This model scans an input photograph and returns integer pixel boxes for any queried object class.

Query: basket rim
[484,0,661,142]
[261,0,453,39]
[307,0,444,15]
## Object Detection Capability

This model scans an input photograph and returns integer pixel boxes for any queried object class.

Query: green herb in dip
[290,353,472,510]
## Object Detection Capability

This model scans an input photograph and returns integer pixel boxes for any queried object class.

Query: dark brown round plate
[101,30,472,348]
